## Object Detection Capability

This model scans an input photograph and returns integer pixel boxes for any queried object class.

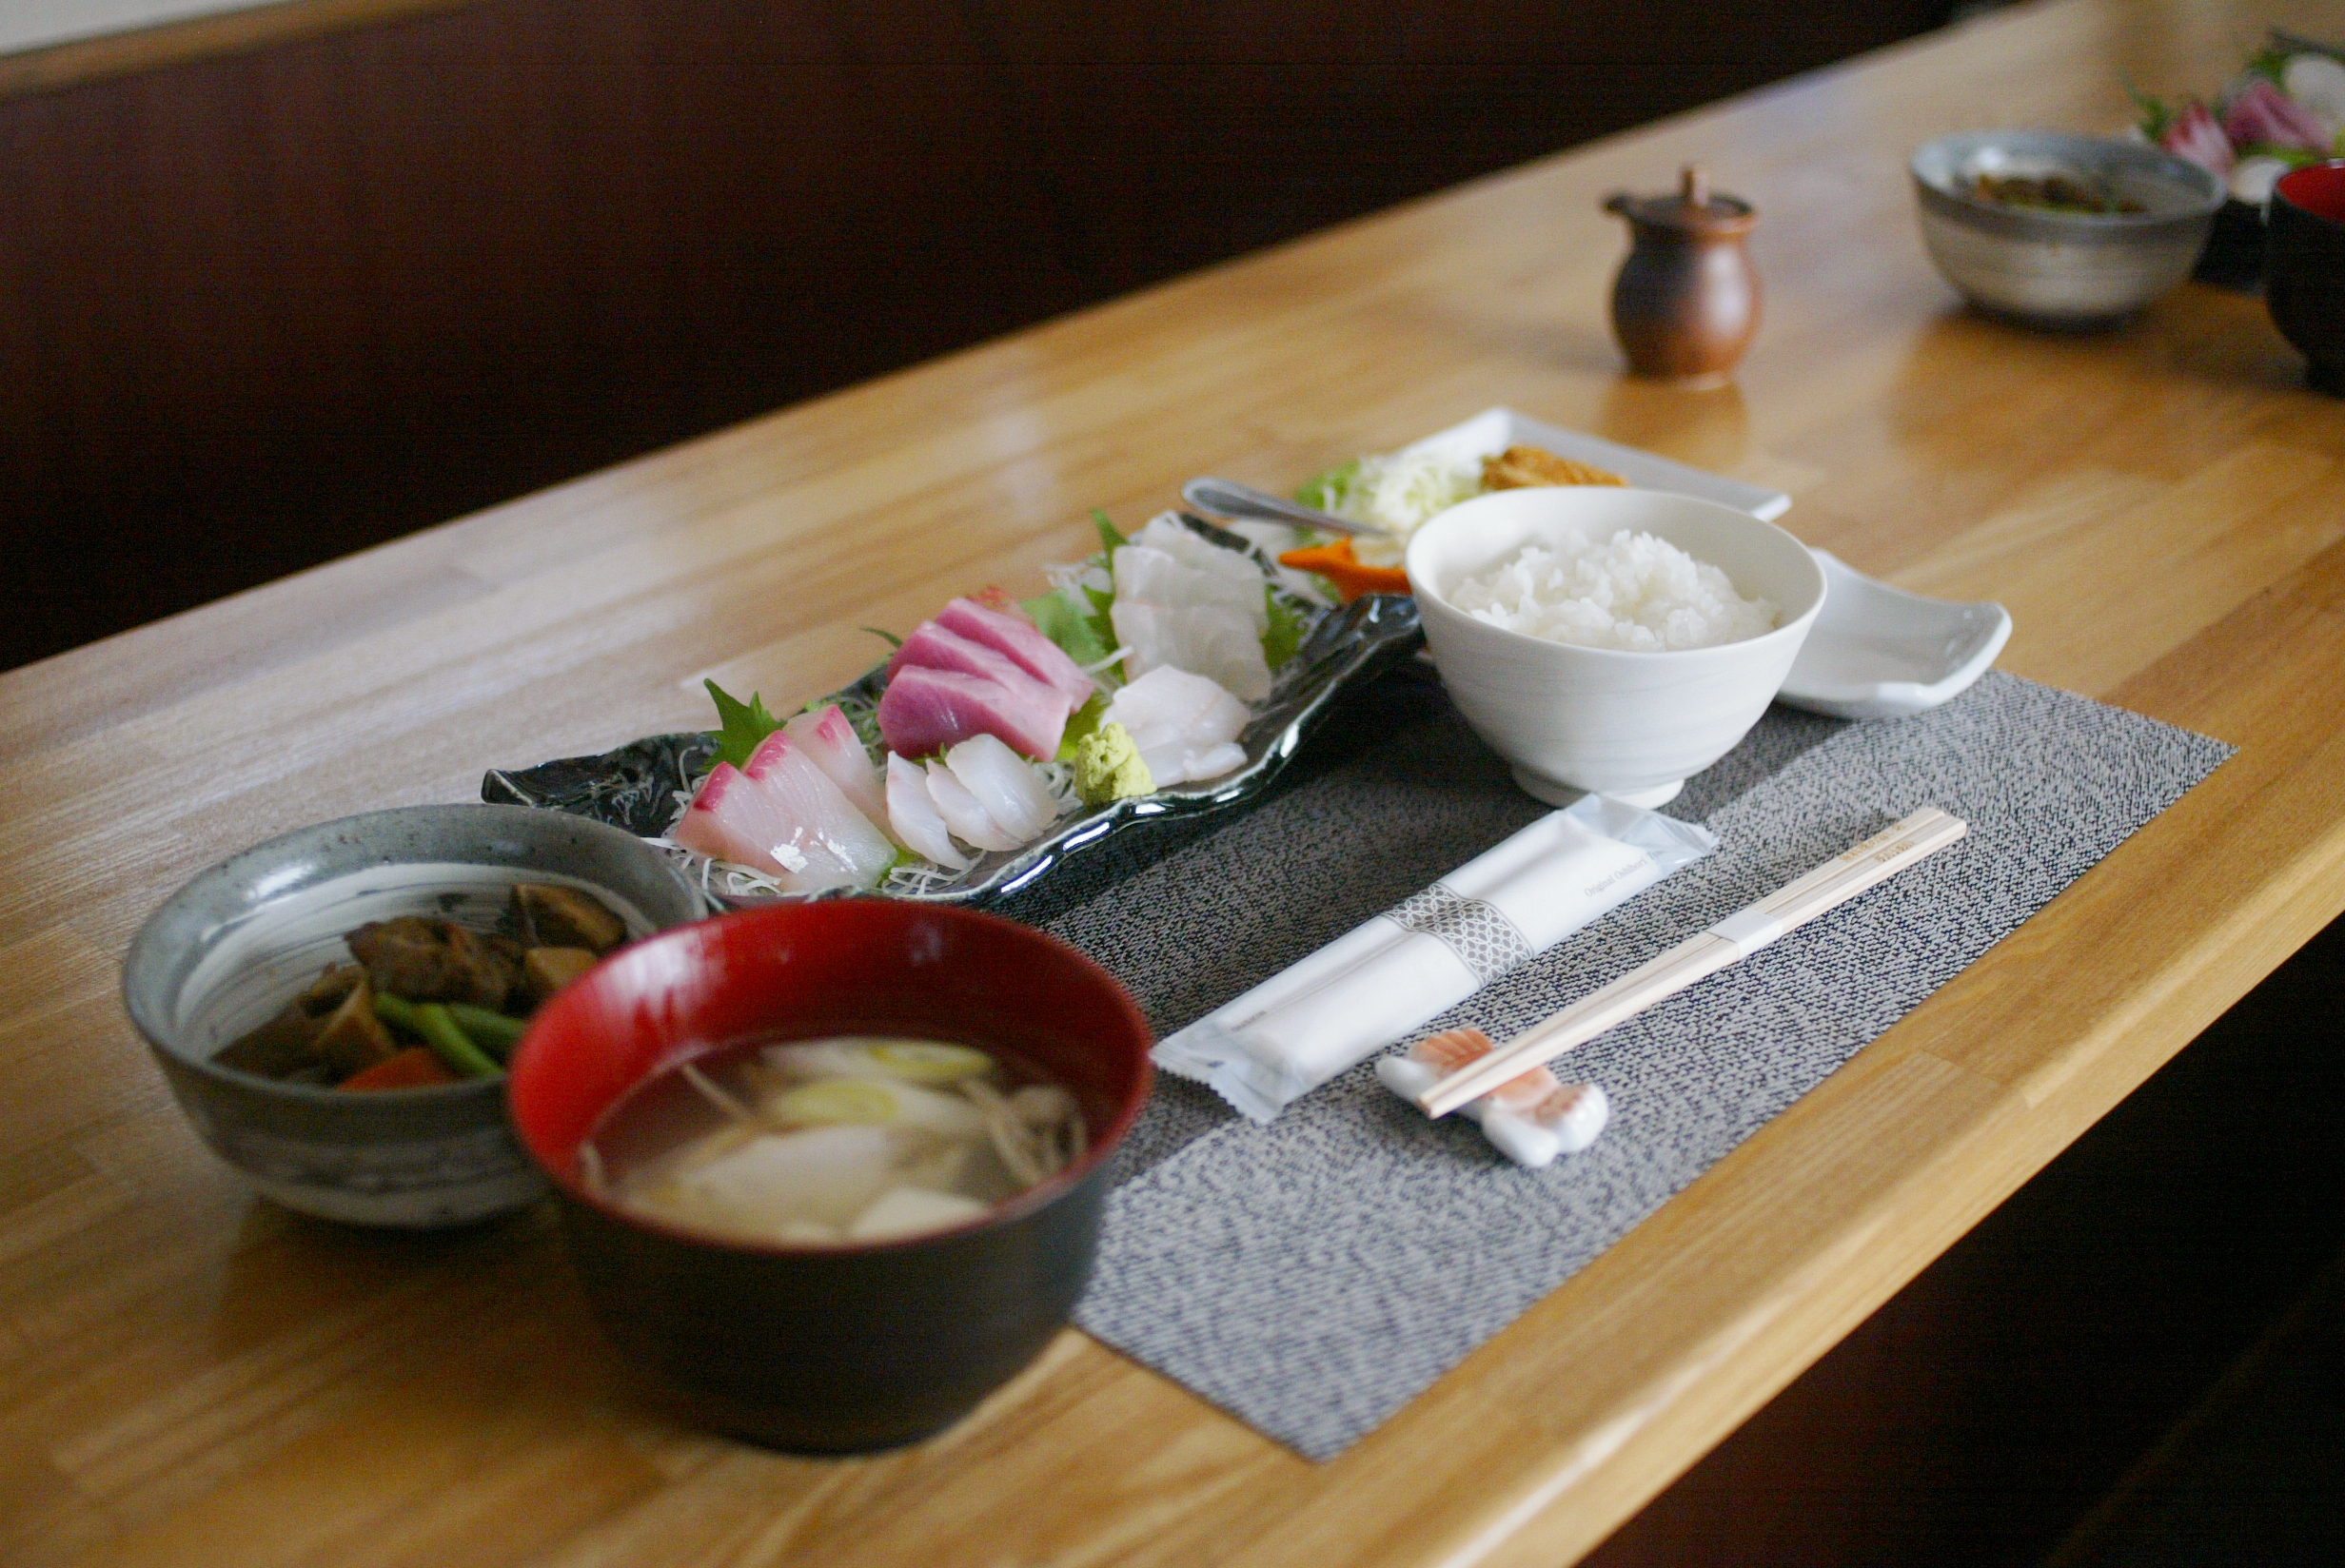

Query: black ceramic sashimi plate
[483,517,1423,911]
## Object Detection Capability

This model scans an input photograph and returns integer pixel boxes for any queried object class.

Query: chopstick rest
[1152,794,1718,1122]
[1410,807,1968,1123]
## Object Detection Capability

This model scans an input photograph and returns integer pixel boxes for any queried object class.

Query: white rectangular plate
[1398,406,1791,520]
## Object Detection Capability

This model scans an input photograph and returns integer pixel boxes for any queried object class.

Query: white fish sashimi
[1113,542,1269,635]
[1108,666,1252,786]
[1133,513,1275,600]
[885,755,971,871]
[1109,598,1272,702]
[924,759,1021,853]
[944,734,1063,842]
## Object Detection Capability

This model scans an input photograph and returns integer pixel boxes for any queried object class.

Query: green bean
[444,1004,528,1057]
[375,994,500,1079]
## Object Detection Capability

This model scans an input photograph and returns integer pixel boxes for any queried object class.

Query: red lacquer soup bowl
[2269,162,2345,396]
[507,900,1153,1453]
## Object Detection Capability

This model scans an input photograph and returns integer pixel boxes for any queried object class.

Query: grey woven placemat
[1032,669,2231,1460]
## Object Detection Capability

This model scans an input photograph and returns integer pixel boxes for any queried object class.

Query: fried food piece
[1480,445,1627,491]
[346,917,522,1009]
[509,885,627,954]
[521,947,599,1007]
[311,976,401,1079]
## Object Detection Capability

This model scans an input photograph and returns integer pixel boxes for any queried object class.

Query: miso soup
[582,1036,1086,1246]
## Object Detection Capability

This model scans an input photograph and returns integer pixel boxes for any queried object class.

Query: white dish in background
[1399,406,1791,522]
[1777,550,2012,719]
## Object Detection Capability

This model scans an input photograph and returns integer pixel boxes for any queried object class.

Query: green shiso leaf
[1054,692,1111,762]
[1262,586,1309,670]
[860,625,903,649]
[1022,586,1113,670]
[1092,508,1127,557]
[705,678,783,770]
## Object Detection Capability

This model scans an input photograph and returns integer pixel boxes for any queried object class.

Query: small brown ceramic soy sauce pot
[1604,166,1760,386]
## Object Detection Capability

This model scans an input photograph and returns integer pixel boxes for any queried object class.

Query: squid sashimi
[1105,665,1251,785]
[885,755,971,871]
[942,734,1064,843]
[783,704,892,835]
[877,664,1069,761]
[934,597,1096,709]
[924,759,1022,852]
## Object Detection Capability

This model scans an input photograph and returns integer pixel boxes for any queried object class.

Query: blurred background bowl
[123,804,704,1227]
[506,900,1154,1453]
[1406,488,1825,808]
[1911,130,2225,326]
[2267,161,2345,396]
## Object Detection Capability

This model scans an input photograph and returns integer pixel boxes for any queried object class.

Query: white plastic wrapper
[1152,794,1716,1121]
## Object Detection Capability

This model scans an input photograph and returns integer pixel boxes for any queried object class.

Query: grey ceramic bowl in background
[124,804,706,1228]
[1911,130,2225,325]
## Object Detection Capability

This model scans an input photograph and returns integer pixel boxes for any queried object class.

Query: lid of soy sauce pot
[1605,165,1756,236]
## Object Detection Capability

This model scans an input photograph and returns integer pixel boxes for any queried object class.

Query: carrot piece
[342,1046,460,1091]
[1277,539,1412,603]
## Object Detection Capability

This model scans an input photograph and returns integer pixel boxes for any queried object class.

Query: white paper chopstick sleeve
[1152,794,1716,1121]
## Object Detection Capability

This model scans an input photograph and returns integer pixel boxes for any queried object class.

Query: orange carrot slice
[342,1046,460,1091]
[1276,539,1411,602]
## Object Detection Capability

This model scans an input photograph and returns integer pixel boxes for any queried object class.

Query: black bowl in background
[2193,197,2266,292]
[506,900,1155,1453]
[2267,162,2345,396]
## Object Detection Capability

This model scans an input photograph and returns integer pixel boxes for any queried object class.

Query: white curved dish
[1777,550,2012,719]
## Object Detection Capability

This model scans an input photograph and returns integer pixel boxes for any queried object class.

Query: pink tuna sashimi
[885,622,1066,713]
[877,664,1070,761]
[781,704,893,836]
[934,598,1096,709]
[737,732,897,892]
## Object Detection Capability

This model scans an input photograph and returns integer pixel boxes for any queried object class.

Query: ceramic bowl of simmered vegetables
[1911,130,2225,325]
[123,804,705,1227]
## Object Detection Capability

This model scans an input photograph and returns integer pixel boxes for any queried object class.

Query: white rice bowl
[1448,528,1778,652]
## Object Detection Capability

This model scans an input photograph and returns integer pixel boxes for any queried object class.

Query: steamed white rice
[1450,529,1777,652]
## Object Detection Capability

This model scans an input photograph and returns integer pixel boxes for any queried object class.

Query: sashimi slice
[934,598,1095,709]
[924,759,1021,853]
[1132,512,1275,597]
[1110,598,1272,702]
[877,664,1070,761]
[783,704,892,835]
[1108,666,1252,785]
[943,734,1061,842]
[1113,540,1269,635]
[672,763,787,872]
[886,622,1066,710]
[885,755,972,871]
[739,732,897,892]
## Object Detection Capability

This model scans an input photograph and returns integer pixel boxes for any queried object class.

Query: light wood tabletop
[7,0,2345,1561]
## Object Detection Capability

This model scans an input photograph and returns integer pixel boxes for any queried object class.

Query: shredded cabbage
[1314,452,1484,566]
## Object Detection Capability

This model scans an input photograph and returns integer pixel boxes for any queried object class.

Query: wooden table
[7,0,2343,1561]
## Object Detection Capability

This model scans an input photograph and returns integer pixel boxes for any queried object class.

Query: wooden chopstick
[1414,807,1968,1118]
